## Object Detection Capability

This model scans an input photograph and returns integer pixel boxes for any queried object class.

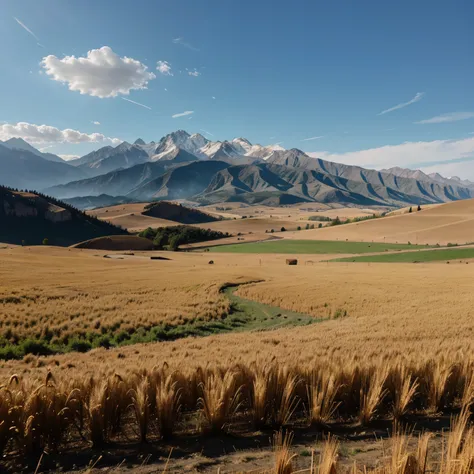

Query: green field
[332,247,474,263]
[207,239,429,254]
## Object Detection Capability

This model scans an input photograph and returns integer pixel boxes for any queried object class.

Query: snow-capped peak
[231,137,253,154]
[148,130,286,162]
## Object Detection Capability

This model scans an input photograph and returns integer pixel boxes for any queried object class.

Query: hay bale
[286,259,298,265]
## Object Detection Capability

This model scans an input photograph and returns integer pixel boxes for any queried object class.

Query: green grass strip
[332,247,474,263]
[208,239,430,254]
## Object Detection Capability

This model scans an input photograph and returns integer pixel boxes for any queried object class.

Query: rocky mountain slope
[0,143,88,190]
[3,131,474,208]
[68,141,149,177]
[0,137,64,163]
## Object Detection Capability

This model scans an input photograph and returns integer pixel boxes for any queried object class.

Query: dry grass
[307,372,340,427]
[1,246,474,470]
[285,198,474,245]
[2,246,473,357]
[88,203,176,232]
[273,430,296,474]
[198,369,242,434]
[0,247,239,344]
[1,359,474,459]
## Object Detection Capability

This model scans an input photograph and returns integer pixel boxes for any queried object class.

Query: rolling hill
[285,198,474,245]
[0,185,127,246]
[63,194,134,210]
[143,201,221,224]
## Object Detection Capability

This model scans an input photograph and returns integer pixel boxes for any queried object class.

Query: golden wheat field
[287,198,474,245]
[2,245,474,472]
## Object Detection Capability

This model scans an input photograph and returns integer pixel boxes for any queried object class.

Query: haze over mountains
[2,131,474,208]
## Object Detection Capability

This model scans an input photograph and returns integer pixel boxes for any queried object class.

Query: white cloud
[41,46,156,98]
[301,136,324,141]
[188,69,201,77]
[415,112,474,124]
[121,97,152,110]
[58,154,80,161]
[38,145,54,152]
[378,92,424,115]
[212,96,216,100]
[156,60,173,76]
[92,121,100,125]
[0,122,121,145]
[307,137,474,178]
[13,17,39,41]
[172,37,199,51]
[200,129,214,136]
[172,110,194,118]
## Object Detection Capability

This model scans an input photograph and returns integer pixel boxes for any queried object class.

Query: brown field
[89,202,388,237]
[0,247,239,343]
[88,203,176,232]
[385,203,442,217]
[285,198,474,245]
[1,247,472,373]
[2,243,474,472]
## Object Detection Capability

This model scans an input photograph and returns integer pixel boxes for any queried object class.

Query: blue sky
[1,0,474,177]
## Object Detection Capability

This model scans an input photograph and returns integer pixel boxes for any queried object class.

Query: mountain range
[0,139,88,190]
[2,131,474,208]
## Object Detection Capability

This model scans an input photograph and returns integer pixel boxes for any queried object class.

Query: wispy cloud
[200,129,214,136]
[172,110,194,118]
[156,60,173,76]
[275,141,284,145]
[92,121,100,125]
[378,92,424,115]
[172,37,199,51]
[39,145,54,152]
[301,135,324,141]
[188,69,201,77]
[415,112,474,124]
[306,137,474,178]
[13,17,39,42]
[212,96,216,100]
[122,97,152,110]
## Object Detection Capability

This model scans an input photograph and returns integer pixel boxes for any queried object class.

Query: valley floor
[1,244,474,473]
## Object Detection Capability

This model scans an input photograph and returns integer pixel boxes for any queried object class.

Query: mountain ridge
[3,132,473,208]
